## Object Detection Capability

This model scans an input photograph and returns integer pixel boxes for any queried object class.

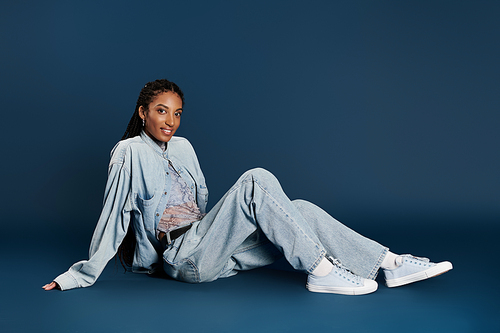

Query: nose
[165,112,174,126]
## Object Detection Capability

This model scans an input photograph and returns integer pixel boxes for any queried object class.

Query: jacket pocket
[137,193,156,206]
[136,193,157,228]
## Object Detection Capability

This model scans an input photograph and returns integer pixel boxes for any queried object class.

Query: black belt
[160,224,192,248]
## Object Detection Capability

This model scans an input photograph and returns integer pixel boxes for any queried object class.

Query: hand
[42,281,60,291]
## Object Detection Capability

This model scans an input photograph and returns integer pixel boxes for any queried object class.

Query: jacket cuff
[53,271,80,291]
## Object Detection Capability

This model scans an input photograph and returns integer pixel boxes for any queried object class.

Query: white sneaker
[306,258,378,295]
[384,254,453,288]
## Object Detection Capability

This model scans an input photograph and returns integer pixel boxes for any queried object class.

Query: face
[139,91,183,143]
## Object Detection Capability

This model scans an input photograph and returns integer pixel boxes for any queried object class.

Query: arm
[44,157,133,291]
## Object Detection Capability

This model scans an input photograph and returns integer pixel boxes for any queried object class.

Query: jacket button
[156,213,159,217]
[164,192,167,195]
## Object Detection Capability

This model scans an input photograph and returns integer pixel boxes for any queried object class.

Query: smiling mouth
[161,128,172,135]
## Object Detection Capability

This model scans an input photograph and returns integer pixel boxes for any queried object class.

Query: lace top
[154,140,205,238]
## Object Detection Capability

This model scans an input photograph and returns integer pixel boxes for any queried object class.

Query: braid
[117,79,185,270]
[121,112,143,140]
[121,79,185,140]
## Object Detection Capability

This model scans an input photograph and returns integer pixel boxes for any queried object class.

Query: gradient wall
[1,1,498,236]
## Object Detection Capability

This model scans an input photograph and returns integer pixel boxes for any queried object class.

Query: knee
[244,168,278,185]
[246,167,273,177]
[292,199,311,210]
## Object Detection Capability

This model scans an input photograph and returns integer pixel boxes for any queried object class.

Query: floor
[1,220,498,333]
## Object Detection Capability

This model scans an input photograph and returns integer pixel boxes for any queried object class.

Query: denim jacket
[54,131,208,290]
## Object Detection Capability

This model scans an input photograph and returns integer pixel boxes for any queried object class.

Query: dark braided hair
[121,79,185,140]
[117,79,185,270]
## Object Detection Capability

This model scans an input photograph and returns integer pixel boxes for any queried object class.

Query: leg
[292,200,453,288]
[163,168,325,282]
[163,168,385,284]
[292,200,387,279]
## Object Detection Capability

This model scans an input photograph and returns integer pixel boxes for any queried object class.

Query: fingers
[42,282,54,290]
[42,281,59,291]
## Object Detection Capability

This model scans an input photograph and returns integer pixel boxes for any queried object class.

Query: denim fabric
[54,132,387,290]
[163,168,387,283]
[54,132,208,290]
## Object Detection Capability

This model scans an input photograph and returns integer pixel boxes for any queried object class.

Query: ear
[138,106,146,120]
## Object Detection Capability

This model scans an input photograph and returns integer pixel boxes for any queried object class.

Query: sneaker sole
[385,261,453,288]
[306,280,378,295]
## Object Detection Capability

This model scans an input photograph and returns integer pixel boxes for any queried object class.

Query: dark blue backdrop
[2,1,498,230]
[1,1,499,332]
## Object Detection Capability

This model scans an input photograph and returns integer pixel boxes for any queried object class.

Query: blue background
[1,1,499,332]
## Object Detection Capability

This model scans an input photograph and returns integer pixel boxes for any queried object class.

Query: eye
[158,108,167,114]
[175,112,182,117]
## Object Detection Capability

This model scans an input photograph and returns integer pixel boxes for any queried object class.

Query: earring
[142,119,145,127]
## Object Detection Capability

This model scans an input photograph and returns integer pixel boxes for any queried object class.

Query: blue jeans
[163,168,388,283]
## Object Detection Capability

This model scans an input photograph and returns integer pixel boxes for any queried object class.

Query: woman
[43,79,452,295]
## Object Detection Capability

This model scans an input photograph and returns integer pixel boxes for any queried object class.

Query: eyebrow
[155,104,183,111]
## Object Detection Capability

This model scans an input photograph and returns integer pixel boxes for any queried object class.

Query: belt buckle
[165,231,173,246]
[159,231,173,248]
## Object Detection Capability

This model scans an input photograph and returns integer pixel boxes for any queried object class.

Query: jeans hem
[367,247,389,280]
[306,249,327,274]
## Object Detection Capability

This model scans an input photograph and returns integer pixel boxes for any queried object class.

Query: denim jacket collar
[140,131,169,157]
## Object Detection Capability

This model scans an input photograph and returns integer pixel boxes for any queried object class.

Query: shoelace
[327,256,361,281]
[397,254,431,265]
